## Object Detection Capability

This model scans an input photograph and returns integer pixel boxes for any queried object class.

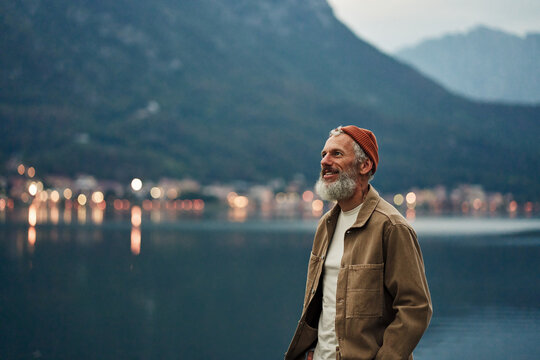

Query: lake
[1,217,539,359]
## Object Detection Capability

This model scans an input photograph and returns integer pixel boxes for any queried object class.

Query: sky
[326,0,540,53]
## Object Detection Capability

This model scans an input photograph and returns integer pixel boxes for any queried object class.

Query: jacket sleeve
[376,223,433,360]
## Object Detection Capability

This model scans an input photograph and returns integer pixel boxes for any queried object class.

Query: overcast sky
[326,0,540,53]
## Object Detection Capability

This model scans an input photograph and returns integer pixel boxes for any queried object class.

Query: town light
[312,199,324,212]
[64,188,73,200]
[131,178,143,191]
[150,187,162,199]
[233,196,249,209]
[302,190,314,202]
[28,183,38,196]
[77,194,87,206]
[50,190,60,202]
[92,191,104,203]
[406,192,416,205]
[393,194,404,206]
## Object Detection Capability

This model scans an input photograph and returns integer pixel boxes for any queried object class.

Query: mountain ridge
[395,25,540,104]
[1,1,539,200]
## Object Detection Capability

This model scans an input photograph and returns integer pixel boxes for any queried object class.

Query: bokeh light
[38,191,48,202]
[77,194,87,206]
[50,190,60,202]
[233,196,249,209]
[193,199,205,211]
[91,191,104,204]
[406,192,416,205]
[131,178,143,191]
[150,187,162,199]
[472,198,483,210]
[28,183,38,196]
[64,188,73,200]
[312,199,324,212]
[166,188,178,199]
[303,190,314,202]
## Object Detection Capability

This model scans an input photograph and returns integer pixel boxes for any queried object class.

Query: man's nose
[321,154,332,167]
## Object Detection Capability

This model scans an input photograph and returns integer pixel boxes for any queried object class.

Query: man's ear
[359,159,373,176]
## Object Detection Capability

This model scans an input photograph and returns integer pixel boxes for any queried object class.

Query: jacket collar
[324,185,381,229]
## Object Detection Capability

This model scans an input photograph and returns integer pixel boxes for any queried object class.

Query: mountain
[395,25,540,104]
[1,1,539,200]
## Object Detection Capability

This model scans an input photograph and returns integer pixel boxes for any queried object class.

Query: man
[285,126,432,360]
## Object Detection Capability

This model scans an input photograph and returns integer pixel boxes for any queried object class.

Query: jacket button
[311,289,316,294]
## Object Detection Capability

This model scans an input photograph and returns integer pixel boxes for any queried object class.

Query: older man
[285,126,432,360]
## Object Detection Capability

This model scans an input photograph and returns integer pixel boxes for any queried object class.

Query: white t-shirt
[313,203,362,360]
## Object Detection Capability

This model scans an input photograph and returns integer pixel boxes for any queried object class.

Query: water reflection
[150,208,161,223]
[38,205,47,223]
[28,204,37,226]
[131,206,142,255]
[131,226,141,255]
[63,206,72,224]
[229,207,247,222]
[1,221,539,359]
[131,206,142,227]
[92,207,104,225]
[27,226,36,248]
[77,206,86,224]
[416,306,540,360]
[51,206,59,224]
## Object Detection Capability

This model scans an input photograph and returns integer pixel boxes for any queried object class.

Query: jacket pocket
[303,252,322,307]
[345,263,383,318]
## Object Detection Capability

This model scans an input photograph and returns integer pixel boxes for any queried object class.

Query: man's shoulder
[372,196,412,228]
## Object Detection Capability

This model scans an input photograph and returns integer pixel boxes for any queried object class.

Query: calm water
[1,219,539,359]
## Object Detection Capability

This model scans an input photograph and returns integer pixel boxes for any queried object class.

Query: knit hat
[341,125,379,174]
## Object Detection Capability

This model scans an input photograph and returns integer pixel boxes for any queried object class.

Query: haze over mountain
[1,0,539,200]
[395,26,540,104]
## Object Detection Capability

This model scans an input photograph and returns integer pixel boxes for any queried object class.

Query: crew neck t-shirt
[313,203,362,360]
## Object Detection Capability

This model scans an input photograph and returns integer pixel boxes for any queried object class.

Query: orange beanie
[341,125,379,174]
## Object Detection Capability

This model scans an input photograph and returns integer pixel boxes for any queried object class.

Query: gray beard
[315,168,358,201]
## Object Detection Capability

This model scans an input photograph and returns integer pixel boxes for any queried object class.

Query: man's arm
[376,223,432,359]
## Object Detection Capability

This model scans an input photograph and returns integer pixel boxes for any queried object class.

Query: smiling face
[319,134,359,183]
[315,134,360,202]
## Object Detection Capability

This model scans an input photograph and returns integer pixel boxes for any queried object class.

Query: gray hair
[329,126,374,180]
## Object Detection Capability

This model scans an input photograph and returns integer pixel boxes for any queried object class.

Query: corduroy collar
[323,185,380,229]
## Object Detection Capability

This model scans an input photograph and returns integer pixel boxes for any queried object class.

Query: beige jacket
[285,186,432,360]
